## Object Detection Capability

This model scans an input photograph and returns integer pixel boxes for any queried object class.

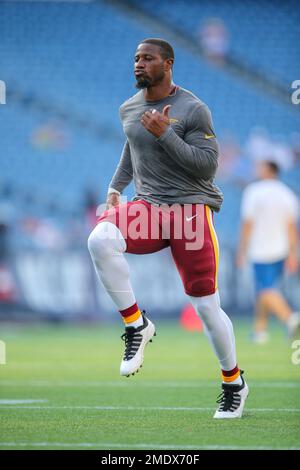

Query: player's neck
[144,80,175,102]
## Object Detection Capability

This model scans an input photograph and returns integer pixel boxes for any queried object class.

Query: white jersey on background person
[241,179,299,263]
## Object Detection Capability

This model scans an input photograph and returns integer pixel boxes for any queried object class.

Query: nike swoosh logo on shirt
[205,134,214,139]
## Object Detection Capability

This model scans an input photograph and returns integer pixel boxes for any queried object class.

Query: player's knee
[87,222,125,261]
[87,229,102,260]
[87,224,112,261]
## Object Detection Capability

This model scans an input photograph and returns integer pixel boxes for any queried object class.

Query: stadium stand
[1,0,299,246]
[127,0,300,87]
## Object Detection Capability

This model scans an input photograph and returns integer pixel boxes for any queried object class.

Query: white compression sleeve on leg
[88,221,136,311]
[189,291,237,371]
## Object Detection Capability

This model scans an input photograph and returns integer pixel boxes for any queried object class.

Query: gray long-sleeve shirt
[109,86,223,211]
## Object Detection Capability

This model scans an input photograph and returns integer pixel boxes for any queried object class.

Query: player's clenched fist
[141,105,171,138]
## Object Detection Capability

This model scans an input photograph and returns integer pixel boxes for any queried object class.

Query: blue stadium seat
[0,0,299,246]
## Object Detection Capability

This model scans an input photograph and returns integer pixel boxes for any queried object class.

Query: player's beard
[135,66,165,89]
[135,76,152,89]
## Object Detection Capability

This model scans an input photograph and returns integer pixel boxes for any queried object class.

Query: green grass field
[0,320,299,450]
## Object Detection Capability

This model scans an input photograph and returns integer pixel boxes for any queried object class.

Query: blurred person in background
[197,17,229,64]
[237,161,300,343]
[0,191,16,303]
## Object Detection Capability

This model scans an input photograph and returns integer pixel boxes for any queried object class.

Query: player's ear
[164,58,174,71]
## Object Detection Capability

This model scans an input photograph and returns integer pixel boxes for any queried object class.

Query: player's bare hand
[106,192,120,209]
[141,105,171,138]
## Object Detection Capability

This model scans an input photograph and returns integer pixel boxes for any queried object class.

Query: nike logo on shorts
[185,214,198,222]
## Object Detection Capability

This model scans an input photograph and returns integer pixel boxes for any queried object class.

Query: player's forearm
[287,220,299,257]
[109,140,133,194]
[109,168,133,194]
[157,127,218,180]
[238,221,252,255]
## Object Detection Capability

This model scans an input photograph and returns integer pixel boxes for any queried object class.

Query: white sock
[189,290,242,385]
[88,221,136,311]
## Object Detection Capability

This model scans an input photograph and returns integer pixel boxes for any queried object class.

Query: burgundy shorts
[97,200,219,297]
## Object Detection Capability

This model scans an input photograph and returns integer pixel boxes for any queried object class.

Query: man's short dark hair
[265,160,280,175]
[140,38,174,61]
